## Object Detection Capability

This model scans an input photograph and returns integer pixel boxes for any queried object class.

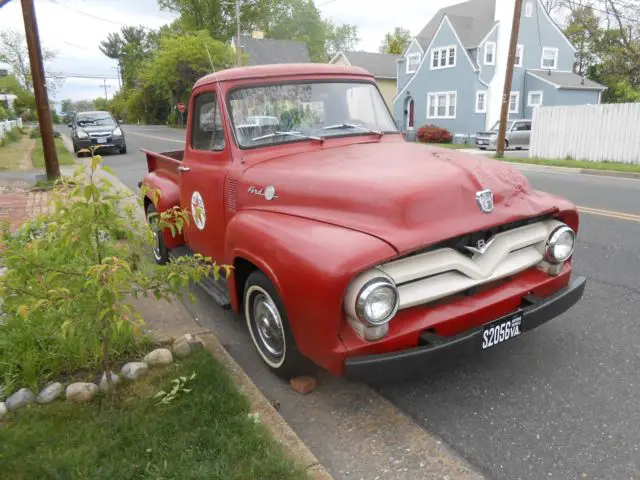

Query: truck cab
[141,64,585,381]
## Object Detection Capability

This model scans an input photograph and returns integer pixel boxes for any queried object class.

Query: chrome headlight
[76,129,88,139]
[545,225,575,263]
[355,278,399,325]
[112,127,123,136]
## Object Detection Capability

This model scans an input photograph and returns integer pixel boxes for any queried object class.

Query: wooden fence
[530,103,640,164]
[0,119,23,140]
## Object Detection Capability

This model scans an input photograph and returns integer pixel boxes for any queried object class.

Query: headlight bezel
[545,225,576,264]
[112,127,123,136]
[355,277,399,325]
[76,129,88,139]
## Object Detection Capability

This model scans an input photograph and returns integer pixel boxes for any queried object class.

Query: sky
[0,0,461,104]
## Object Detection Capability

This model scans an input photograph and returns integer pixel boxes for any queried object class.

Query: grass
[31,137,76,168]
[496,155,640,174]
[0,350,306,480]
[0,130,30,170]
[429,143,474,149]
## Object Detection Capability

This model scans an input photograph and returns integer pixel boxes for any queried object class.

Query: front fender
[225,210,397,374]
[141,171,184,249]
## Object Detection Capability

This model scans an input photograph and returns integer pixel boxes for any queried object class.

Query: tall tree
[0,29,56,91]
[564,0,640,102]
[379,27,412,55]
[325,23,359,57]
[100,26,153,90]
[564,5,599,75]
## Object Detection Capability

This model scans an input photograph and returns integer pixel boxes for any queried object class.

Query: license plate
[97,138,107,144]
[481,313,522,350]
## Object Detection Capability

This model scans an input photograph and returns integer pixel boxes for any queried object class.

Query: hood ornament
[465,237,496,256]
[475,189,494,213]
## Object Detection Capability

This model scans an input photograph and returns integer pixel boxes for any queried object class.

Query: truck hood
[239,141,567,254]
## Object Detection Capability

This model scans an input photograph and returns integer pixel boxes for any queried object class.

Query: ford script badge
[475,189,494,213]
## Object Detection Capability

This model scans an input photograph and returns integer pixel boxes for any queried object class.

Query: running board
[169,246,231,309]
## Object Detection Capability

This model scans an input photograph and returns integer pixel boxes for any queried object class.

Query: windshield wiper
[322,123,383,136]
[251,131,323,142]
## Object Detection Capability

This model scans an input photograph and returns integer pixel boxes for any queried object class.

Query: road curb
[501,159,640,180]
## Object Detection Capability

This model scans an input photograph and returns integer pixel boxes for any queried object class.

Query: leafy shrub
[416,124,453,144]
[2,128,21,145]
[0,152,225,394]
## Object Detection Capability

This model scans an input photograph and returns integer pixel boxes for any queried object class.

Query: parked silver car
[475,119,532,150]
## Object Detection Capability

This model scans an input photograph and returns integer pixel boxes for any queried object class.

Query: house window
[431,46,456,70]
[509,91,520,114]
[406,53,421,74]
[525,1,533,17]
[475,91,487,113]
[528,91,543,107]
[515,44,524,66]
[541,47,558,69]
[427,91,457,119]
[484,42,496,65]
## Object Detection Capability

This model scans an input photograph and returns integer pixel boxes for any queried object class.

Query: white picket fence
[530,103,640,164]
[0,118,23,140]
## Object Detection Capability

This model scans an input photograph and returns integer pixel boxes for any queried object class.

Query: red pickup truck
[140,64,586,382]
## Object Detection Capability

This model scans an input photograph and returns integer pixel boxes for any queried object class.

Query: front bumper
[475,136,496,149]
[344,275,586,382]
[75,136,125,150]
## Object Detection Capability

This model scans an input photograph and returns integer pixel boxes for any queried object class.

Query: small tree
[0,152,226,393]
[379,27,412,55]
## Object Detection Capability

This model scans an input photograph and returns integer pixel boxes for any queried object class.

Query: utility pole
[102,78,109,100]
[495,0,523,158]
[236,0,242,67]
[21,0,60,180]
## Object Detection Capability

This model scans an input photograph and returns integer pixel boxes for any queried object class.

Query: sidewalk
[0,179,51,231]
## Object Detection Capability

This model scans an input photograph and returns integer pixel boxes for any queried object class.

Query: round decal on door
[191,191,206,230]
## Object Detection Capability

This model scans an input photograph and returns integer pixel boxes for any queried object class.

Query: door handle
[177,166,191,172]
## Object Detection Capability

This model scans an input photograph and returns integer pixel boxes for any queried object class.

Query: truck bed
[141,148,184,176]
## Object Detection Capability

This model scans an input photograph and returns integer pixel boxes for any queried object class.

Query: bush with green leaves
[0,152,225,395]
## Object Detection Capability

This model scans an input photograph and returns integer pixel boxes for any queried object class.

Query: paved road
[91,125,640,480]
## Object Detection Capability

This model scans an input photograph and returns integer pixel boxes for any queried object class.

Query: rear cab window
[191,91,225,151]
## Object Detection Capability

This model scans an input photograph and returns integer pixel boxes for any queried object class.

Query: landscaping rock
[172,333,204,358]
[37,382,64,404]
[144,348,173,367]
[66,382,98,403]
[0,402,6,419]
[6,388,37,411]
[289,376,317,395]
[99,372,120,393]
[120,361,149,380]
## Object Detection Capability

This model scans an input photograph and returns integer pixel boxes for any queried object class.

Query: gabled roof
[527,70,606,90]
[415,0,496,49]
[330,51,401,79]
[233,36,310,66]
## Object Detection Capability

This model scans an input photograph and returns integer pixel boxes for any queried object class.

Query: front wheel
[244,271,307,379]
[146,203,168,265]
[119,144,127,154]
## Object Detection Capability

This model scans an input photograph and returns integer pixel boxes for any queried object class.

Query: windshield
[490,120,514,131]
[228,82,397,148]
[76,113,116,127]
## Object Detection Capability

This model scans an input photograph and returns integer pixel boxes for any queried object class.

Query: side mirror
[117,119,123,125]
[67,122,72,128]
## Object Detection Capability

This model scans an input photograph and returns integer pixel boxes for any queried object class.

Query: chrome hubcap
[253,293,284,357]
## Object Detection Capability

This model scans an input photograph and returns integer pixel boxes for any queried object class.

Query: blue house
[393,0,606,141]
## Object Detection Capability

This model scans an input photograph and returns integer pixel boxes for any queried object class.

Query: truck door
[178,88,229,262]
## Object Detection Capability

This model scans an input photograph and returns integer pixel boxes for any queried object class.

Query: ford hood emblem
[475,189,494,213]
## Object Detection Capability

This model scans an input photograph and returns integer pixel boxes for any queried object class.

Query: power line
[564,0,640,24]
[48,0,127,26]
[46,72,119,79]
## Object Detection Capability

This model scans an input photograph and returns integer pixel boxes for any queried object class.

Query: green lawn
[31,138,76,168]
[496,155,640,174]
[430,143,474,149]
[0,350,306,480]
[0,134,32,170]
